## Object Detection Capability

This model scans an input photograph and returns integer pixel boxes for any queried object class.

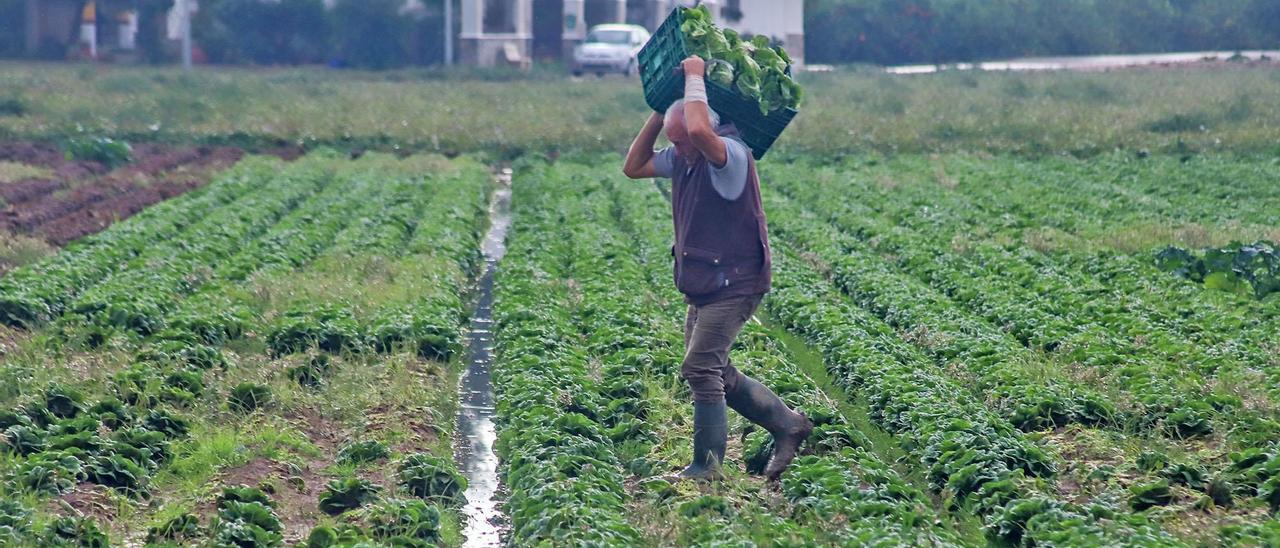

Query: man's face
[665,111,701,165]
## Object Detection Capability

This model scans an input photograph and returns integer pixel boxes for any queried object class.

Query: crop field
[0,61,1278,546]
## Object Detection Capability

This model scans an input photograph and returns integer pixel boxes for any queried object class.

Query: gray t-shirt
[652,136,750,200]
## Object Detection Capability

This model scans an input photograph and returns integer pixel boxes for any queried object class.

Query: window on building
[723,0,743,22]
[484,0,517,33]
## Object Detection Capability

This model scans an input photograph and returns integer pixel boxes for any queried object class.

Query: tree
[135,0,174,64]
[331,0,411,69]
[195,0,328,64]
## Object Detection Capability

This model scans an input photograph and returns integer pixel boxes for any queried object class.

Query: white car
[572,24,651,77]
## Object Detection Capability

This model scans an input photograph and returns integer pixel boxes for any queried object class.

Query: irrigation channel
[455,167,513,547]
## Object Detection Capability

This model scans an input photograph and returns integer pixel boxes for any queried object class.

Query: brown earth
[0,142,246,246]
[49,482,119,523]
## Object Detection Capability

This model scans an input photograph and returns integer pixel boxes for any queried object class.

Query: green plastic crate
[637,7,798,160]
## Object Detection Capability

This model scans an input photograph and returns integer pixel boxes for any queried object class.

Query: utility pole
[444,0,453,66]
[180,0,192,70]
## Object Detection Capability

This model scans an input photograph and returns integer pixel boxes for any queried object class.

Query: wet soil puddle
[455,167,512,547]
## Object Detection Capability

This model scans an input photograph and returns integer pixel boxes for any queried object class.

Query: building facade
[460,0,803,67]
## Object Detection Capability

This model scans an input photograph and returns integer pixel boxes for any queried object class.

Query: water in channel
[455,168,512,547]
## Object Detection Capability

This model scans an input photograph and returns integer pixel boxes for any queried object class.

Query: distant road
[884,50,1280,74]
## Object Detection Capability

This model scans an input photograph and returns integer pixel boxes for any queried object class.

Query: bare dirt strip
[0,142,252,246]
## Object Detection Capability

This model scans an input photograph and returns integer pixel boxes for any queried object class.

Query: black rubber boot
[678,401,727,481]
[726,375,814,482]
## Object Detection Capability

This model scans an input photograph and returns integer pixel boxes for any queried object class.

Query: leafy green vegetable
[213,500,283,547]
[43,516,109,547]
[63,136,132,169]
[145,513,201,544]
[337,440,390,466]
[227,383,272,413]
[677,5,802,112]
[220,485,275,508]
[318,477,380,516]
[367,499,443,543]
[1129,480,1173,511]
[1156,241,1278,299]
[397,453,466,505]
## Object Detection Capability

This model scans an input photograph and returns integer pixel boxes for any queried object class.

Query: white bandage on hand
[684,73,708,104]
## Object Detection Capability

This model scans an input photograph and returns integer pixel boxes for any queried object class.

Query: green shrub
[0,96,27,117]
[42,516,109,547]
[220,485,275,508]
[2,425,48,456]
[742,430,773,475]
[337,440,389,466]
[367,499,442,543]
[318,477,380,516]
[1129,480,1174,511]
[165,369,206,396]
[397,453,466,505]
[1161,463,1207,490]
[228,383,273,413]
[288,354,333,388]
[0,410,29,429]
[267,305,362,355]
[87,398,134,430]
[62,137,132,169]
[213,500,284,547]
[9,451,83,495]
[44,383,87,419]
[145,513,201,544]
[87,454,149,495]
[0,500,32,544]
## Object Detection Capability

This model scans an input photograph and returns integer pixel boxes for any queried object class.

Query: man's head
[664,99,721,164]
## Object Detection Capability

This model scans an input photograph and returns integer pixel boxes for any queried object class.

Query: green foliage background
[2,0,1277,67]
[805,0,1280,65]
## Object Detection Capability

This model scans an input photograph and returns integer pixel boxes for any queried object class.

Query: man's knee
[682,350,727,401]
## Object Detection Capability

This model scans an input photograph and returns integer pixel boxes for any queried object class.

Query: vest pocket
[675,245,728,296]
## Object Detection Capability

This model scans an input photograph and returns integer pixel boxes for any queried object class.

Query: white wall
[726,0,801,42]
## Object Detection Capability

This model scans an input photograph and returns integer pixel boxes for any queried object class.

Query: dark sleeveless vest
[670,123,773,306]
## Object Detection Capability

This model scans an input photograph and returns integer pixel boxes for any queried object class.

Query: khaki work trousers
[681,293,764,403]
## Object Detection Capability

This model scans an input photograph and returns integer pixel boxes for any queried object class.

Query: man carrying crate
[622,55,813,482]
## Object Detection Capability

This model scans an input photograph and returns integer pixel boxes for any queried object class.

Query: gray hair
[665,99,721,128]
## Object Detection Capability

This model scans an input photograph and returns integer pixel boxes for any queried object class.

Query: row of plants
[300,451,467,547]
[760,159,1280,539]
[763,247,1184,544]
[0,344,214,545]
[1157,241,1279,299]
[761,155,1279,373]
[0,153,488,544]
[489,160,644,545]
[163,155,488,361]
[65,153,338,338]
[761,175,1280,541]
[763,190,1116,431]
[766,162,1279,446]
[0,155,281,328]
[919,157,1280,392]
[812,154,1280,392]
[157,158,405,349]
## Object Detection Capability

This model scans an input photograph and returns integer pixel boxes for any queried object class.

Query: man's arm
[622,112,664,179]
[680,56,728,168]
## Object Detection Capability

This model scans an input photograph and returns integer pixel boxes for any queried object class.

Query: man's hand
[682,56,706,77]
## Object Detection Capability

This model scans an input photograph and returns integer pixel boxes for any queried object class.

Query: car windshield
[586,30,632,44]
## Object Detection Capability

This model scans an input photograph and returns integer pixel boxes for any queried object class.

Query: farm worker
[622,55,813,482]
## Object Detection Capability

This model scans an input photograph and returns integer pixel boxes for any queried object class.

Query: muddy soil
[0,142,245,246]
